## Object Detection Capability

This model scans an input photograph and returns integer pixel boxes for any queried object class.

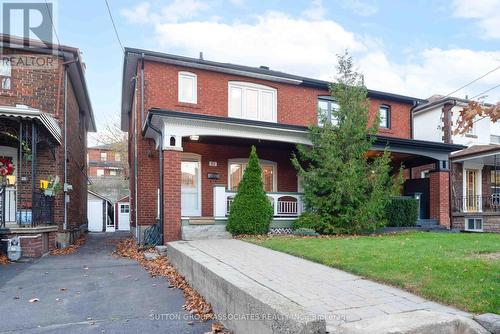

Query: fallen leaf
[29,298,39,303]
[50,236,86,256]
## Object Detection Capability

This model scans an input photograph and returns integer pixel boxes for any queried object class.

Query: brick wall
[1,231,56,258]
[0,47,89,237]
[429,171,450,227]
[163,150,182,242]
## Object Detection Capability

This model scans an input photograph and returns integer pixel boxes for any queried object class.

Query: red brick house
[87,144,126,178]
[0,36,95,257]
[120,48,463,244]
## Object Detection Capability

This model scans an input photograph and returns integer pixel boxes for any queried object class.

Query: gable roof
[451,144,500,160]
[121,48,426,130]
[413,95,493,114]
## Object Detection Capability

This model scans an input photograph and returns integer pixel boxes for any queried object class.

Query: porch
[0,105,61,257]
[142,109,464,242]
[450,145,500,232]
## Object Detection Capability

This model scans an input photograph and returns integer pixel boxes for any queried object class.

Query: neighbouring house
[114,195,130,232]
[87,144,126,178]
[0,35,95,258]
[120,49,463,244]
[87,143,129,202]
[87,190,114,232]
[413,96,500,232]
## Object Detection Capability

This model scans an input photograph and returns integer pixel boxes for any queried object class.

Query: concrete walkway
[170,239,478,333]
[0,232,212,334]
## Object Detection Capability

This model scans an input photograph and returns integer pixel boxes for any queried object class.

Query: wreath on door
[0,157,14,176]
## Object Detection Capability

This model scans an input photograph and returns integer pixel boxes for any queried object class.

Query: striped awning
[0,105,62,144]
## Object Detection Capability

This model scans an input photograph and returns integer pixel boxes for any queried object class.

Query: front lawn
[247,232,499,314]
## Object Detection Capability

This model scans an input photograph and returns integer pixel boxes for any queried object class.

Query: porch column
[429,170,450,228]
[163,150,182,242]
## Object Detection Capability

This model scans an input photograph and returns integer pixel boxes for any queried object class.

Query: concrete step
[188,217,216,225]
[181,225,232,240]
[417,219,439,227]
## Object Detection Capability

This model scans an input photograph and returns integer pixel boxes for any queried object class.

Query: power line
[104,0,125,53]
[442,64,500,100]
[471,82,500,100]
[44,0,61,46]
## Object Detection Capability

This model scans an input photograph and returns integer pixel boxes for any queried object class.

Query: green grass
[247,232,500,314]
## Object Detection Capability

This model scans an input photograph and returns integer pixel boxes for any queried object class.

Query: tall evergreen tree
[226,146,273,235]
[292,52,394,234]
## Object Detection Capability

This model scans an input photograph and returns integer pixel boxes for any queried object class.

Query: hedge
[384,197,419,227]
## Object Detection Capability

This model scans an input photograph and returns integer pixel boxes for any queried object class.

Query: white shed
[87,190,114,232]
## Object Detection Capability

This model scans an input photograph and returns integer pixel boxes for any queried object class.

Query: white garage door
[88,200,103,232]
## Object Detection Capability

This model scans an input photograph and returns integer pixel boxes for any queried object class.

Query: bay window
[228,159,276,192]
[228,82,276,122]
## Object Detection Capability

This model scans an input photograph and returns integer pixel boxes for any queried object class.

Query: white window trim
[462,164,483,212]
[96,169,105,177]
[178,71,197,104]
[420,170,430,179]
[464,217,483,232]
[227,158,277,192]
[181,153,202,217]
[228,81,277,122]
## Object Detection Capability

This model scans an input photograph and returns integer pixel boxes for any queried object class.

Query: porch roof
[0,105,62,144]
[451,144,500,165]
[144,108,465,162]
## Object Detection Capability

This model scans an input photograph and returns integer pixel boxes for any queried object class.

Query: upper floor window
[228,82,277,122]
[115,153,121,162]
[317,97,339,126]
[379,105,390,128]
[178,71,197,104]
[100,152,107,162]
[0,58,11,90]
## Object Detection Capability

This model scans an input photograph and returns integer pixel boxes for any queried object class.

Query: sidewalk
[168,239,483,333]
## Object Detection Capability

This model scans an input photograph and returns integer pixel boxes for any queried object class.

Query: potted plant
[43,175,62,197]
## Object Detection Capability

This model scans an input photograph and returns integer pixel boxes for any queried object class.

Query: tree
[292,52,395,235]
[226,146,273,235]
[454,100,500,135]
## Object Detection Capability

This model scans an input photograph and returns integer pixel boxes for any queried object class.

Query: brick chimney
[441,102,454,144]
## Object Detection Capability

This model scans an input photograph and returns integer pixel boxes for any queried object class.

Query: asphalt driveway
[0,232,213,334]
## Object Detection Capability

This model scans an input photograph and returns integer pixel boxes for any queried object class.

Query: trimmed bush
[226,146,273,235]
[385,197,419,227]
[293,212,327,233]
[292,228,319,237]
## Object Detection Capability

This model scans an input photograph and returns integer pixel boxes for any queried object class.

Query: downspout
[63,66,68,231]
[61,58,77,232]
[146,115,164,245]
[136,53,145,243]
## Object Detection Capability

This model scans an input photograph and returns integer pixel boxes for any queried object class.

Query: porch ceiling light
[189,135,199,141]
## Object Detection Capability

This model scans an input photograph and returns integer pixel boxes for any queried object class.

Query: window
[420,170,430,179]
[317,98,339,126]
[491,170,500,195]
[228,82,277,122]
[178,71,197,104]
[100,152,107,162]
[491,135,500,144]
[379,105,390,128]
[0,58,11,90]
[228,159,276,192]
[109,170,117,176]
[120,204,130,213]
[115,153,121,162]
[96,169,104,177]
[465,218,483,231]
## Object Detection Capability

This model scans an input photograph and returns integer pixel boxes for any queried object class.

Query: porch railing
[0,186,55,228]
[213,185,304,218]
[452,194,500,213]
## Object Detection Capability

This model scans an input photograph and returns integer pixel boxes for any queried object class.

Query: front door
[181,157,201,216]
[465,169,480,212]
[118,203,130,231]
[0,146,17,223]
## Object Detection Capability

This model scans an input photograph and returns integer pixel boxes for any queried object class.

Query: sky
[17,0,500,135]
